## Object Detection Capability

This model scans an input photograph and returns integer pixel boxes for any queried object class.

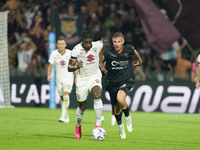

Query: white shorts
[76,72,102,102]
[56,75,74,96]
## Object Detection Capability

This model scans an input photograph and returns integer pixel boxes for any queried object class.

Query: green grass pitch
[0,107,200,150]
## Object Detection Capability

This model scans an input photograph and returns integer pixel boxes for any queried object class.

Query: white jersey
[197,54,200,63]
[71,41,103,77]
[17,49,33,72]
[48,49,74,79]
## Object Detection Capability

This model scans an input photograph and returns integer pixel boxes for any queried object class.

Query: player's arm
[47,63,53,82]
[99,38,109,74]
[68,58,83,72]
[133,50,142,66]
[196,63,200,88]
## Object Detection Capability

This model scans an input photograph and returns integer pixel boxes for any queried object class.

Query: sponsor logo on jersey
[87,54,95,65]
[60,60,65,66]
[111,54,117,57]
[111,60,128,70]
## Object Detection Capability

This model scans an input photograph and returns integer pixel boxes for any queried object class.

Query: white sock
[125,115,131,124]
[94,99,103,126]
[118,123,123,129]
[76,107,84,127]
[61,95,69,118]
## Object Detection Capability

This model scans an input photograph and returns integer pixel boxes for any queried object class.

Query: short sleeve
[71,46,79,59]
[197,54,200,64]
[97,40,103,53]
[127,45,135,55]
[48,51,55,64]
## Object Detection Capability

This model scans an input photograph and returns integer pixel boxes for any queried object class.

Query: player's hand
[77,60,83,69]
[99,64,108,75]
[195,81,199,89]
[47,76,51,82]
[133,60,141,66]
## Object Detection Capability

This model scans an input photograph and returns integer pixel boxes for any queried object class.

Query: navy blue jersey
[104,45,135,86]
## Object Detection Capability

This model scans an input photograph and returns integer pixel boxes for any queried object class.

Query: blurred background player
[47,39,74,123]
[100,36,116,125]
[68,29,107,139]
[103,32,142,139]
[195,54,200,88]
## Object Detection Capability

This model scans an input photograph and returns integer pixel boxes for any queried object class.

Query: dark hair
[112,32,124,39]
[57,38,66,42]
[81,29,94,40]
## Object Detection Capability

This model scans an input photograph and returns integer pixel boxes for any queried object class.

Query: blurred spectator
[27,55,41,77]
[16,38,37,75]
[191,50,199,82]
[104,11,121,38]
[1,0,24,11]
[85,0,99,15]
[134,66,146,81]
[88,13,102,40]
[124,32,134,46]
[29,13,46,45]
[174,39,191,81]
[116,2,128,19]
[154,66,164,82]
[23,3,40,29]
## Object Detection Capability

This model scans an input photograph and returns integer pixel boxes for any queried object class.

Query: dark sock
[122,107,129,117]
[112,104,114,115]
[115,111,122,125]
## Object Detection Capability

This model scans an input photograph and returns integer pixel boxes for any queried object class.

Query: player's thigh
[90,76,102,99]
[56,79,63,96]
[107,85,118,106]
[63,77,74,93]
[76,84,90,102]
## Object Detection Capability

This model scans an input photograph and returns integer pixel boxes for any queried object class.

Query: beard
[82,43,92,51]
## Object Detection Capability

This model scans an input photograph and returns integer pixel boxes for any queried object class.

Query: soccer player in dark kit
[102,32,142,139]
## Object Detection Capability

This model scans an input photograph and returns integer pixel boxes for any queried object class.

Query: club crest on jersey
[80,49,87,55]
[60,60,65,66]
[95,79,100,83]
[125,53,128,58]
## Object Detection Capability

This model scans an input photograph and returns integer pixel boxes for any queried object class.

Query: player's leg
[56,80,67,122]
[75,82,89,139]
[114,102,126,139]
[108,86,126,139]
[61,91,70,122]
[111,104,116,125]
[61,78,73,122]
[117,85,134,132]
[91,85,103,128]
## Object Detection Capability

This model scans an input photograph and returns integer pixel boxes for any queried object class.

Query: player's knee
[78,101,87,111]
[91,86,102,99]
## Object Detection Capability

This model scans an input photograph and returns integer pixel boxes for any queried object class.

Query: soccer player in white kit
[48,39,74,123]
[68,30,107,139]
[196,54,200,88]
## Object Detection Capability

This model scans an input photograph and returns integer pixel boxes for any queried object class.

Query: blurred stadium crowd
[0,0,198,82]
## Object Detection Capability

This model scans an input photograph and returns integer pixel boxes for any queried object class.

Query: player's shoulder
[104,46,112,55]
[72,43,82,51]
[51,49,59,55]
[125,45,135,51]
[93,40,103,47]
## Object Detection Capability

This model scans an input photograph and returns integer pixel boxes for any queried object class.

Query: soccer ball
[92,127,106,141]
